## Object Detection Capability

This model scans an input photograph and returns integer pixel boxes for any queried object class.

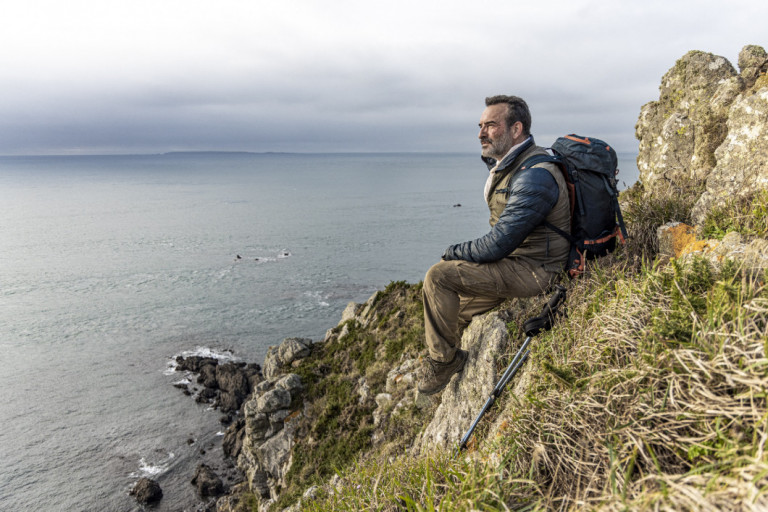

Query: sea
[0,152,639,511]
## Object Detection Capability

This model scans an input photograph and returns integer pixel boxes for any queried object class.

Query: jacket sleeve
[442,167,559,263]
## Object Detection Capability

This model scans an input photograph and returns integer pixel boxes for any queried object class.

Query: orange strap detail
[583,225,626,246]
[564,135,591,145]
[568,248,586,278]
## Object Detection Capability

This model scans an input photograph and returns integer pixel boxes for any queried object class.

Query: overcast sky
[0,0,765,155]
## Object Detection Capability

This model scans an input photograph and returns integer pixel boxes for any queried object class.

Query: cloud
[0,0,766,154]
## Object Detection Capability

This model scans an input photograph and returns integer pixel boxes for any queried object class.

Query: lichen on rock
[635,49,739,191]
[636,44,768,232]
[692,86,768,224]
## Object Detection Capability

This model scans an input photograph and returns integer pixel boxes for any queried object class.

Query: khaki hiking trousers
[423,258,558,363]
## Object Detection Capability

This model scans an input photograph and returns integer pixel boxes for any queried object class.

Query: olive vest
[487,144,571,272]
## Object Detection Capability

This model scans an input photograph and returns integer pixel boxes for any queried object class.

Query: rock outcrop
[191,463,224,498]
[417,311,513,452]
[636,44,768,225]
[692,86,768,223]
[262,338,311,380]
[636,50,739,190]
[237,360,308,505]
[129,477,163,505]
[174,356,262,417]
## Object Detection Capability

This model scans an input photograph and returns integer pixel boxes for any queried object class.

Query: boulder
[245,409,271,441]
[635,44,768,226]
[738,45,768,87]
[635,50,740,192]
[217,391,241,414]
[196,387,217,403]
[339,302,359,324]
[129,477,163,505]
[385,359,417,393]
[692,86,768,224]
[191,463,224,498]
[175,356,218,373]
[657,221,697,259]
[274,373,303,395]
[357,377,370,404]
[656,225,768,275]
[263,338,312,380]
[198,363,219,389]
[254,424,296,492]
[255,380,272,394]
[373,393,394,427]
[417,310,512,451]
[216,362,251,397]
[256,388,292,414]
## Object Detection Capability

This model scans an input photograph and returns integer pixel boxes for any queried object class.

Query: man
[417,95,571,395]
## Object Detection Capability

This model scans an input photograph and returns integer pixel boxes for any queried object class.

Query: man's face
[478,104,522,160]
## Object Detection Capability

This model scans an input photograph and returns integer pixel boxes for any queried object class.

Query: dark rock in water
[130,477,163,505]
[217,390,241,413]
[176,356,219,373]
[173,382,189,391]
[216,362,250,397]
[191,464,224,497]
[198,364,219,389]
[196,388,217,404]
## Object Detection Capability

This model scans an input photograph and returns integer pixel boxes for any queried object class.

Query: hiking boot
[417,349,468,395]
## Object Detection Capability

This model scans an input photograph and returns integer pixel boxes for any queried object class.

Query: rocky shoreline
[129,353,264,509]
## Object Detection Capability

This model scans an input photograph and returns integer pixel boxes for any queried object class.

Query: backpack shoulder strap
[520,154,562,171]
[520,154,576,242]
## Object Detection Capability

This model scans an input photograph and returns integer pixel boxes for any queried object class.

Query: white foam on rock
[164,346,242,375]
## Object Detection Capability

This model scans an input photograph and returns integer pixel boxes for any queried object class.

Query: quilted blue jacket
[443,138,565,264]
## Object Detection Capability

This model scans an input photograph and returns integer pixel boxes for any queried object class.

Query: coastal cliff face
[211,45,768,512]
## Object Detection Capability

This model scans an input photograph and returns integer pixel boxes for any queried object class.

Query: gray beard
[481,133,514,161]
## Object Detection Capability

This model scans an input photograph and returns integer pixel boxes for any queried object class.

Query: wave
[131,452,175,479]
[164,346,242,375]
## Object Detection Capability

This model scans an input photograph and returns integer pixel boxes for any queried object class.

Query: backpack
[521,134,628,278]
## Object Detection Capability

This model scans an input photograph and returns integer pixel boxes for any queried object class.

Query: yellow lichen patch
[665,222,698,257]
[747,73,768,96]
[679,238,720,257]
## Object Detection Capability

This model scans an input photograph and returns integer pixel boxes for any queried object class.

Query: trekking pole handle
[542,284,567,318]
[524,284,567,337]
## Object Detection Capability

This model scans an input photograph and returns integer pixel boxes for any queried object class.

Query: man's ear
[512,121,524,140]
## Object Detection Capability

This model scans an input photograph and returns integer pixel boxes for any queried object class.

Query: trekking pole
[454,284,567,458]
